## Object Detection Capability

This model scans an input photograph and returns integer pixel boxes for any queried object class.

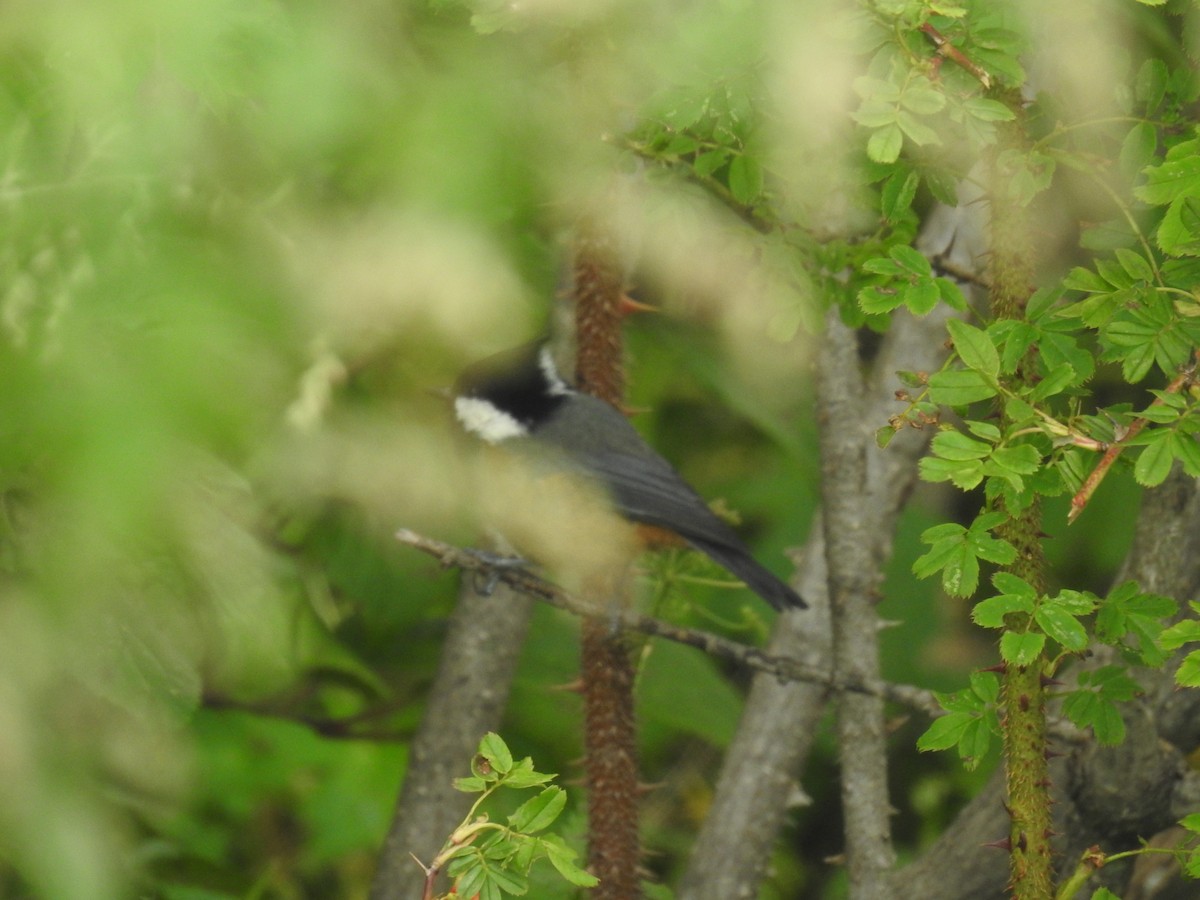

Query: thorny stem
[990,94,1055,900]
[1068,350,1200,523]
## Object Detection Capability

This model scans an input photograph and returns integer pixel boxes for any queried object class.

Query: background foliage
[0,0,1197,898]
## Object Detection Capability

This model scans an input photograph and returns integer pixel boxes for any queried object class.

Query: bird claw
[463,548,529,596]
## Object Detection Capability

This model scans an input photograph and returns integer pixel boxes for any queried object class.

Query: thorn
[551,679,585,694]
[1041,676,1064,688]
[1045,748,1065,760]
[1016,832,1027,853]
[982,838,1012,851]
[618,293,657,316]
[980,662,1008,674]
[636,781,664,796]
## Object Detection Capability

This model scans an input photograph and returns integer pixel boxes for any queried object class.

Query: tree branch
[368,577,535,900]
[394,529,943,718]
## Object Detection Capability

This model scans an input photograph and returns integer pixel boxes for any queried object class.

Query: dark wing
[538,396,805,611]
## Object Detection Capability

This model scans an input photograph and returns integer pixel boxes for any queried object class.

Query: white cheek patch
[538,346,572,396]
[455,396,529,444]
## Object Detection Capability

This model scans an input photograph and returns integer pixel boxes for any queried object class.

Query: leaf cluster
[434,733,597,900]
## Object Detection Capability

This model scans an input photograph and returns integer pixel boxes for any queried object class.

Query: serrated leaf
[920,455,984,489]
[867,124,903,164]
[541,835,599,887]
[1120,122,1158,176]
[508,787,566,833]
[882,169,920,221]
[965,420,1002,441]
[928,369,998,405]
[1133,433,1175,486]
[946,319,1000,377]
[904,278,941,315]
[961,97,1015,122]
[478,732,513,775]
[917,712,974,751]
[1115,247,1156,283]
[936,277,968,310]
[728,155,764,205]
[891,244,933,277]
[1062,266,1110,293]
[1136,150,1200,206]
[859,284,904,315]
[901,80,946,115]
[896,110,941,146]
[1160,618,1200,651]
[1035,605,1089,651]
[973,592,1034,628]
[969,670,1001,703]
[1000,630,1045,666]
[1176,651,1200,687]
[1028,363,1077,401]
[455,776,489,793]
[693,149,728,178]
[991,444,1041,475]
[931,430,992,460]
[1135,58,1168,110]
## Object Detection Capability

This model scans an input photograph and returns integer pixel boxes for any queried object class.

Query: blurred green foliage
[0,0,1191,898]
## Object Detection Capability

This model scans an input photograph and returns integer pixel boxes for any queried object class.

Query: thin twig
[1069,351,1200,523]
[396,528,944,719]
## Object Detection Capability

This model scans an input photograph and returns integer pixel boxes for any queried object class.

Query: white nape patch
[455,396,528,444]
[538,346,572,396]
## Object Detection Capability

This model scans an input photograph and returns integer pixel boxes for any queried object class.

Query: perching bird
[451,341,804,611]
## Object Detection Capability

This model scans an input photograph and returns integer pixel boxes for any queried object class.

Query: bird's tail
[687,537,806,611]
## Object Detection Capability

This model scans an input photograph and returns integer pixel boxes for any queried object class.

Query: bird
[450,340,805,611]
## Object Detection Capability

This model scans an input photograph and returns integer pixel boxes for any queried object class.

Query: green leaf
[1120,122,1157,176]
[1133,432,1175,486]
[928,369,998,405]
[946,319,1000,378]
[693,149,728,178]
[990,444,1041,476]
[728,155,764,205]
[881,169,920,221]
[1176,651,1200,687]
[1062,266,1110,293]
[969,670,1001,703]
[912,515,1015,597]
[1135,58,1168,110]
[936,277,968,310]
[455,776,489,793]
[961,97,1015,122]
[508,787,566,834]
[918,712,974,751]
[478,733,513,774]
[973,592,1034,628]
[1115,247,1155,283]
[930,430,992,461]
[900,78,946,115]
[891,244,933,277]
[867,124,904,164]
[904,278,941,315]
[541,835,600,887]
[1000,630,1045,666]
[896,110,941,146]
[920,455,984,489]
[859,284,904,315]
[1035,604,1089,652]
[1136,143,1200,205]
[1161,618,1200,651]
